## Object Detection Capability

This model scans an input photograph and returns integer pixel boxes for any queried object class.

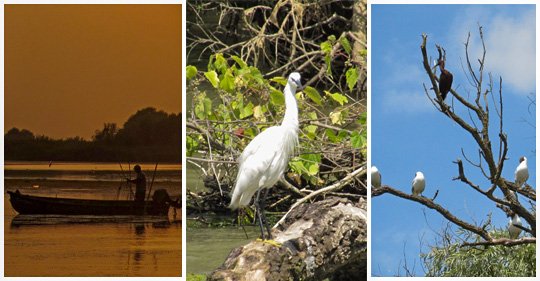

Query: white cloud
[383,89,434,114]
[378,55,434,114]
[450,7,535,95]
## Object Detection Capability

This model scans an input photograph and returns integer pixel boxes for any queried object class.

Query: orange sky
[5,4,182,139]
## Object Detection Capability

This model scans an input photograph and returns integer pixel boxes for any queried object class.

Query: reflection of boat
[7,189,180,216]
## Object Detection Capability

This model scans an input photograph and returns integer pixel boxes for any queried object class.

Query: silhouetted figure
[127,165,147,202]
[437,59,453,100]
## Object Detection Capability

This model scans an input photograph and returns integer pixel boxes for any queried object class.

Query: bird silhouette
[514,156,529,188]
[371,166,381,188]
[229,72,302,239]
[437,59,453,100]
[411,171,425,196]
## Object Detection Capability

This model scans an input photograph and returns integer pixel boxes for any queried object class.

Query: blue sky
[371,4,536,276]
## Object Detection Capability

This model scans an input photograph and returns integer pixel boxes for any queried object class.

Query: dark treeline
[5,107,181,163]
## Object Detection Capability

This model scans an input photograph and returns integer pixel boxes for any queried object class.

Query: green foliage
[422,229,536,277]
[303,86,323,106]
[320,35,336,77]
[186,54,366,188]
[186,65,198,80]
[346,67,359,92]
[320,34,364,93]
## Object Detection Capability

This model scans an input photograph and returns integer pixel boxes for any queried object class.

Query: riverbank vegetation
[5,107,181,163]
[187,0,367,279]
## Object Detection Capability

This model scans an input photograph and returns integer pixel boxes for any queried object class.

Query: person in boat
[126,165,147,202]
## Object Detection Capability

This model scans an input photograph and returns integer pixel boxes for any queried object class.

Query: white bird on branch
[371,166,381,188]
[514,156,529,188]
[229,72,302,240]
[508,214,522,239]
[411,171,425,196]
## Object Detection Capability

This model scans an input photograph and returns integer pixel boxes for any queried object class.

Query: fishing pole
[146,162,159,201]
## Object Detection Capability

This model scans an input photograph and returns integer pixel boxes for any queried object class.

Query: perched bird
[229,72,302,239]
[437,59,453,100]
[508,214,522,239]
[514,156,529,188]
[411,171,425,196]
[371,166,381,188]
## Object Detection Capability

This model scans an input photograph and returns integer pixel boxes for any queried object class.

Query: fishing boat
[7,189,180,216]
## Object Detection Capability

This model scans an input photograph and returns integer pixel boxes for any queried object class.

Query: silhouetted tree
[5,128,35,142]
[93,123,118,144]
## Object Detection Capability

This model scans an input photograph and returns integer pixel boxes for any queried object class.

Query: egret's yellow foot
[255,238,282,247]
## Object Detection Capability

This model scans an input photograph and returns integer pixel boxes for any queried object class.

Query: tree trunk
[208,197,367,281]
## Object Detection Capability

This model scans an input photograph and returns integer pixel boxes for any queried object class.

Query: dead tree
[187,0,367,98]
[372,26,536,248]
[208,197,367,281]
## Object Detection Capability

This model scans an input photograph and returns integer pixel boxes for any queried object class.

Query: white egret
[411,171,425,196]
[508,214,522,239]
[514,156,529,188]
[371,166,381,188]
[229,72,302,239]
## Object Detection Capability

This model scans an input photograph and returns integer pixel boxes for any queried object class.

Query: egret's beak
[295,80,303,90]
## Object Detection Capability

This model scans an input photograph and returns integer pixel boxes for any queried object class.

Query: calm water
[187,225,259,274]
[3,161,182,277]
[186,162,260,275]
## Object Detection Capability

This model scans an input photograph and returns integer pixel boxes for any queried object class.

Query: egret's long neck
[282,83,298,129]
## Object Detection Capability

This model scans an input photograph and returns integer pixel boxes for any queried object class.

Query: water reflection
[4,162,182,277]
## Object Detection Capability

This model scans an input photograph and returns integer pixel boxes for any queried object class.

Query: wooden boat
[7,189,179,216]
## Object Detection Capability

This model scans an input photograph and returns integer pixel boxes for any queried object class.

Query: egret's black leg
[260,188,272,239]
[254,188,266,240]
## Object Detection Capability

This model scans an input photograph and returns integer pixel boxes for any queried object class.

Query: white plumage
[514,156,529,188]
[508,214,522,239]
[411,171,425,196]
[229,72,302,210]
[371,166,381,188]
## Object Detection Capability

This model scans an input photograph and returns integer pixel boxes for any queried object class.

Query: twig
[274,166,366,228]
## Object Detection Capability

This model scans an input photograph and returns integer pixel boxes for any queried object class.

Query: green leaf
[351,131,366,149]
[204,71,220,88]
[304,125,318,140]
[300,153,321,176]
[186,135,199,157]
[213,53,228,74]
[325,91,349,105]
[303,86,323,106]
[325,129,338,142]
[289,159,307,175]
[360,49,368,57]
[270,76,287,86]
[320,41,332,54]
[346,67,359,92]
[231,55,248,69]
[308,163,319,176]
[340,36,352,55]
[203,97,213,116]
[240,102,254,119]
[269,88,285,106]
[219,70,235,93]
[194,96,213,119]
[358,112,367,125]
[186,65,197,80]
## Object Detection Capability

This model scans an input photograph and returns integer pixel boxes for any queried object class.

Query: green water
[187,225,260,274]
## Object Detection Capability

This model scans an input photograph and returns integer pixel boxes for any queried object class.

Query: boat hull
[7,190,170,216]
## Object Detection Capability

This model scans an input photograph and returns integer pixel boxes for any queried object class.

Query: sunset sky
[5,4,182,139]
